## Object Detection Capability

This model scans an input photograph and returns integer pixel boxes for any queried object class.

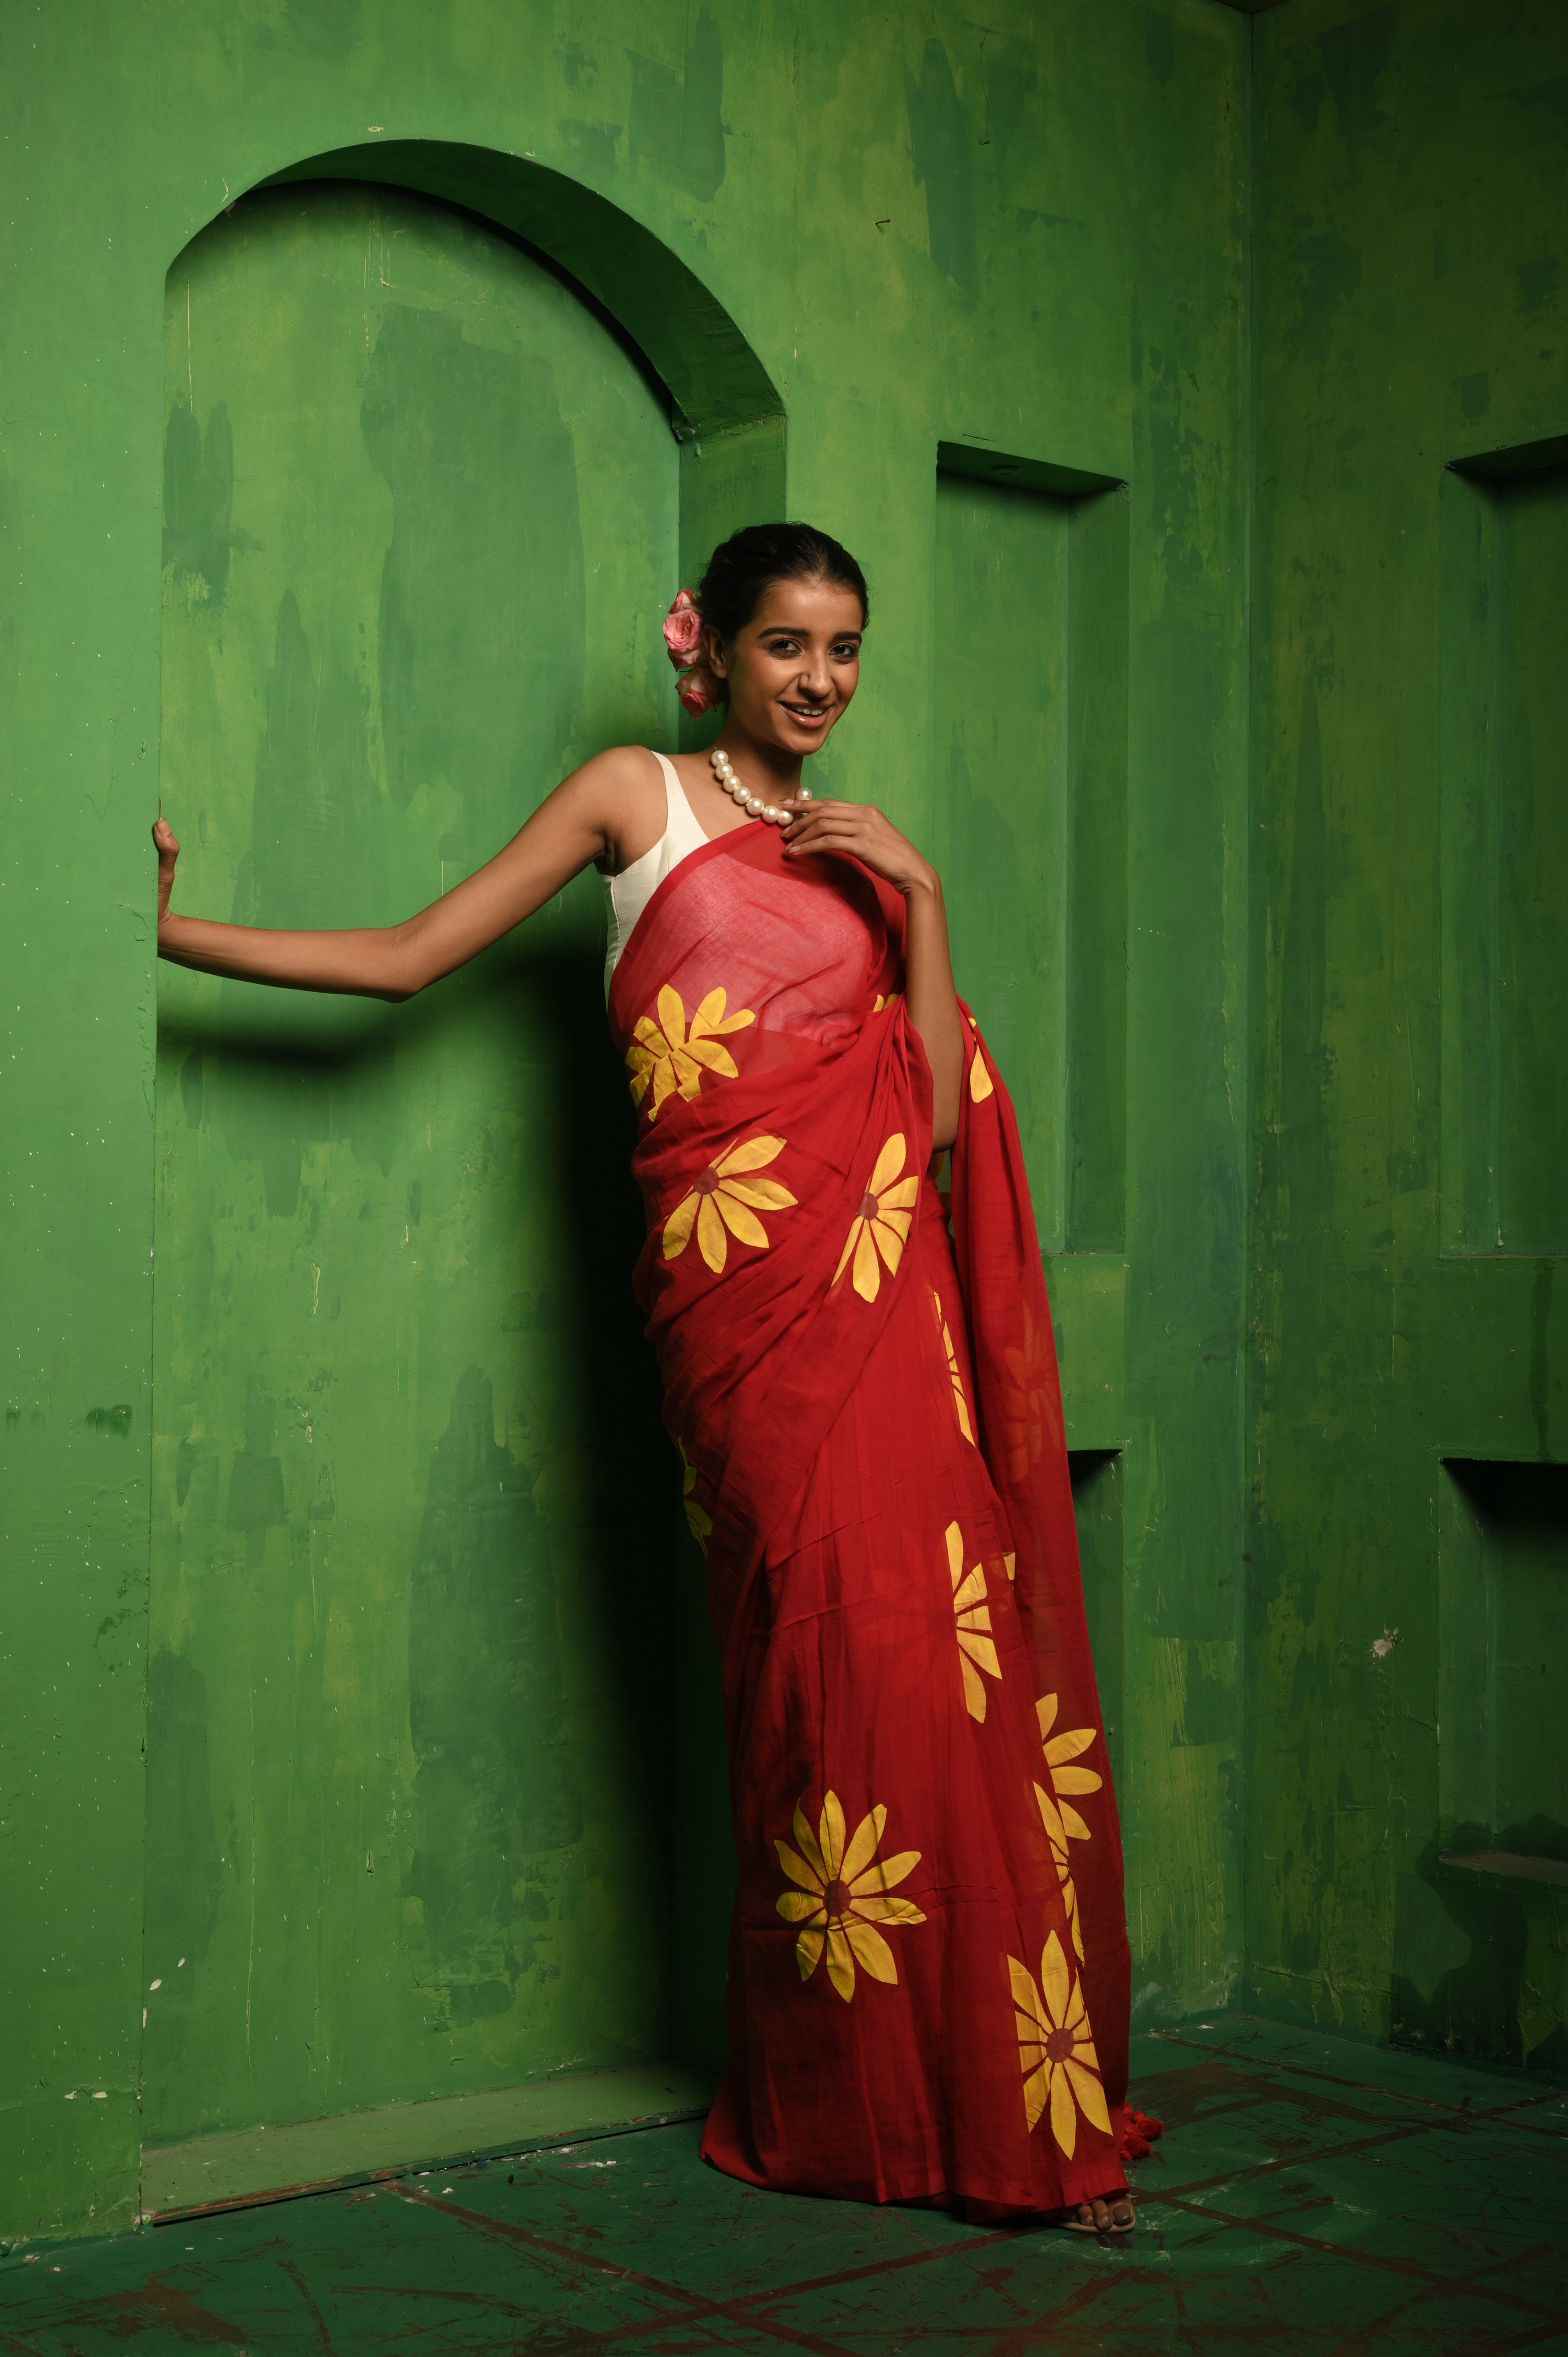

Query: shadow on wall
[159,934,676,1892]
[149,938,707,2114]
[1391,1826,1568,2075]
[1391,1458,1568,2071]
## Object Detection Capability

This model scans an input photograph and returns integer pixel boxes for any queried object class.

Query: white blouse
[600,751,713,997]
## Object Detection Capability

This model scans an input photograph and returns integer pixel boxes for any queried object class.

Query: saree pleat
[608,821,1132,2216]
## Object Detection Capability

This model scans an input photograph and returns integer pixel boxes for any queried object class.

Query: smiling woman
[154,512,1139,2232]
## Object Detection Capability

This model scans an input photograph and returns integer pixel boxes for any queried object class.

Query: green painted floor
[3,2018,1565,2353]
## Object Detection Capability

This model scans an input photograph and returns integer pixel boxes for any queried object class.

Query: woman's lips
[782,703,830,729]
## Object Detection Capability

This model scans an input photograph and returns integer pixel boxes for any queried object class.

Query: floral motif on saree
[679,1441,712,1555]
[1009,1931,1111,2156]
[1030,1693,1105,1962]
[661,1133,795,1271]
[947,1519,1002,1720]
[930,1286,977,1444]
[1033,1781,1085,1960]
[625,982,754,1118]
[832,1132,920,1301]
[773,1792,925,2000]
[999,1300,1060,1482]
[1038,1694,1104,1825]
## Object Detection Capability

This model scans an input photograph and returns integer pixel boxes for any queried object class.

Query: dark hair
[697,521,869,647]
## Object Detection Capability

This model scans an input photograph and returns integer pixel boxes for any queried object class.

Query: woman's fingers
[152,815,181,923]
[782,806,872,837]
[784,834,856,857]
[780,796,865,823]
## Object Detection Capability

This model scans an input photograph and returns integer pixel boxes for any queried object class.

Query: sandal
[1056,2194,1135,2235]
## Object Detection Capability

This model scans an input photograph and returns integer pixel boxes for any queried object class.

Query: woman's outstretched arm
[779,795,966,1149]
[154,747,659,1000]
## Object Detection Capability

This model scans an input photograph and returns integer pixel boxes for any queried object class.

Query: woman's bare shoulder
[562,742,669,871]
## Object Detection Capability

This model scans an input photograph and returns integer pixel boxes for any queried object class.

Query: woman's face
[708,574,863,758]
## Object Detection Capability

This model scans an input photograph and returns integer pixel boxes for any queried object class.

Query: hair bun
[697,523,868,650]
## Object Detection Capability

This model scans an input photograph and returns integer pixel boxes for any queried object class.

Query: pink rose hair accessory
[662,588,704,662]
[676,668,722,715]
[663,587,723,714]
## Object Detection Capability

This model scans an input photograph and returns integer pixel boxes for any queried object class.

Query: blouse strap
[652,749,714,851]
[648,747,677,837]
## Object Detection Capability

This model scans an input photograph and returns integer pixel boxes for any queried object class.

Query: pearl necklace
[710,745,809,826]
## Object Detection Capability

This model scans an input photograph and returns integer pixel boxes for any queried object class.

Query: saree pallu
[609,820,1132,2217]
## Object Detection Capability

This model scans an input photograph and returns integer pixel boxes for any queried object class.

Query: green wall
[0,0,1343,2253]
[1247,0,1568,2065]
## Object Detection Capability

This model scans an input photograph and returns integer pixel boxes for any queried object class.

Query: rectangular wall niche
[1069,1449,1124,1792]
[1440,438,1568,1254]
[1438,1459,1568,1857]
[934,445,1129,1254]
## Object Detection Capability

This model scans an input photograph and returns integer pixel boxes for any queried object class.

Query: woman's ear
[703,623,729,680]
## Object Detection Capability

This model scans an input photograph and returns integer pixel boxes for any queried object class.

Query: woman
[154,521,1145,2232]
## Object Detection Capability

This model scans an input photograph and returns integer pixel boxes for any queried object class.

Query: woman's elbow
[376,919,436,1001]
[378,954,433,1003]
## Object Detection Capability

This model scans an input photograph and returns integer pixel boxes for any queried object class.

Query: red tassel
[1118,2106,1165,2161]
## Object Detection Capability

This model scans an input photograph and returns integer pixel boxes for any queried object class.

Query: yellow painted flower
[1009,1930,1111,2156]
[833,1134,920,1302]
[872,989,902,1014]
[774,1792,925,2002]
[946,1520,1001,1721]
[929,1287,975,1444]
[1033,1780,1083,1960]
[626,985,754,1121]
[1001,1302,1061,1481]
[662,1135,796,1275]
[966,1012,995,1103]
[679,1441,712,1555]
[1031,1694,1101,1961]
[1037,1693,1102,1836]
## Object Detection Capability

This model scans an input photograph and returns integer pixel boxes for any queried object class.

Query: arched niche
[147,155,758,2159]
[260,140,788,625]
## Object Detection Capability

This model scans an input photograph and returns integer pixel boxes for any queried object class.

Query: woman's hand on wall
[154,814,182,928]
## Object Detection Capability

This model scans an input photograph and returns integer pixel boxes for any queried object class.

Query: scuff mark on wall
[906,39,978,307]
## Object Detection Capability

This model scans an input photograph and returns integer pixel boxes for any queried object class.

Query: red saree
[608,817,1132,2217]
